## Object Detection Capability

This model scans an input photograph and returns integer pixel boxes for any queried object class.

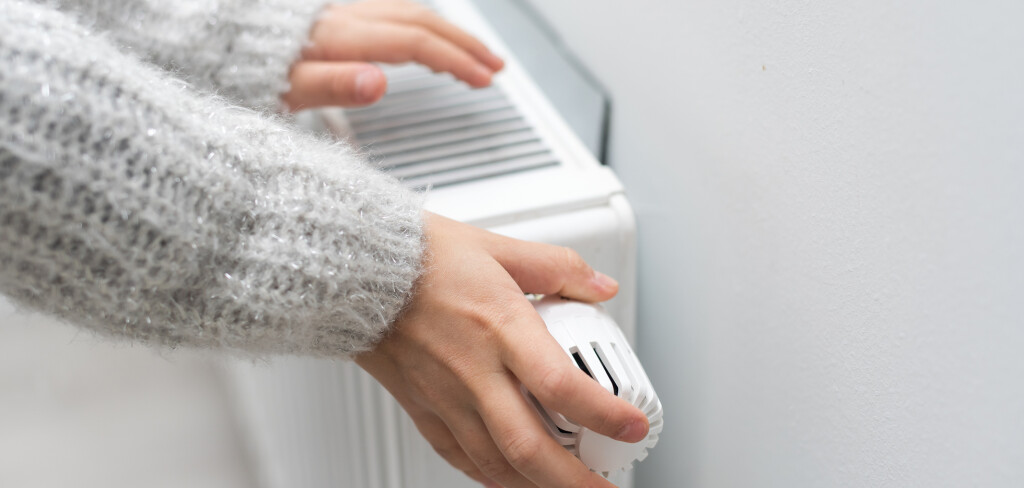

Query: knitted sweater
[0,0,426,357]
[49,0,328,112]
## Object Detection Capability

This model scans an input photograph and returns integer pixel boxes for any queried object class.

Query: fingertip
[482,51,505,72]
[355,67,387,104]
[466,64,493,87]
[591,271,619,298]
[615,416,650,443]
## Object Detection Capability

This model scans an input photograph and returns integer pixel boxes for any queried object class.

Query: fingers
[446,411,538,488]
[410,13,504,71]
[491,238,618,303]
[407,410,494,486]
[498,300,649,443]
[332,1,504,72]
[375,6,504,71]
[283,62,386,110]
[309,19,494,87]
[473,372,618,488]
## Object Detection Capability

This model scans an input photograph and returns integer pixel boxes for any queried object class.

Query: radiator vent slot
[345,64,560,190]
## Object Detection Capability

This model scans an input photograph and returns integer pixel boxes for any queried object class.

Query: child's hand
[356,213,648,488]
[282,0,504,111]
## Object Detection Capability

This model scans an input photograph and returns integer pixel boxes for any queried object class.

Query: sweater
[48,0,329,112]
[0,0,426,358]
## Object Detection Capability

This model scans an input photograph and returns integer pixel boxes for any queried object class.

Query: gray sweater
[0,0,425,357]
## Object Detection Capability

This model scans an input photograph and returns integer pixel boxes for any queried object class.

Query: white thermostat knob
[524,296,663,478]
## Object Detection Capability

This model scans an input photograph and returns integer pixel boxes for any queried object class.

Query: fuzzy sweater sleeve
[0,0,424,357]
[47,0,329,111]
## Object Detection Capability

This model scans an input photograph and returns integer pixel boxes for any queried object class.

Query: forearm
[0,1,423,357]
[49,0,328,111]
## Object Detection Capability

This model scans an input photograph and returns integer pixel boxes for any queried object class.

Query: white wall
[520,0,1024,486]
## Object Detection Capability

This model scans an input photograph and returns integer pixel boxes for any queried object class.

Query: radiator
[225,0,639,486]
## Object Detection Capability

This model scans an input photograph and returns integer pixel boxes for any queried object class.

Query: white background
[521,0,1024,486]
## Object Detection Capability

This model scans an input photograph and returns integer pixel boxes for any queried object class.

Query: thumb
[283,61,387,111]
[491,238,619,302]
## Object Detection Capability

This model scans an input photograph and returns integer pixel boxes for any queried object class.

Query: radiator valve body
[525,296,663,477]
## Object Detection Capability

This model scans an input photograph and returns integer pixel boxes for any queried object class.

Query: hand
[283,0,504,111]
[355,213,649,488]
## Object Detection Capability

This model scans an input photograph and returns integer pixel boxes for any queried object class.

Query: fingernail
[355,69,382,103]
[470,64,493,86]
[616,418,648,442]
[593,271,619,292]
[485,51,505,71]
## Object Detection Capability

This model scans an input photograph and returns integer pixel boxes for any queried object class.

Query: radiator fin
[345,64,560,189]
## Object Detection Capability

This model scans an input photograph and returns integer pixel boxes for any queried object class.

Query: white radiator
[225,0,639,486]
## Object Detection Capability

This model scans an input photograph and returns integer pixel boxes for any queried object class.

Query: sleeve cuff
[215,0,330,112]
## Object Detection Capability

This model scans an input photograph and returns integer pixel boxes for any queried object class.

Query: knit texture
[0,0,425,357]
[48,0,329,111]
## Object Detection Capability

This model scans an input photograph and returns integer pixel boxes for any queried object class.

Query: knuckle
[438,349,484,388]
[599,403,628,435]
[462,299,498,327]
[463,296,518,337]
[501,430,541,468]
[404,26,432,52]
[561,246,589,274]
[535,364,572,399]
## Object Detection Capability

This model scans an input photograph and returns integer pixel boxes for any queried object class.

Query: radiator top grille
[345,64,561,190]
